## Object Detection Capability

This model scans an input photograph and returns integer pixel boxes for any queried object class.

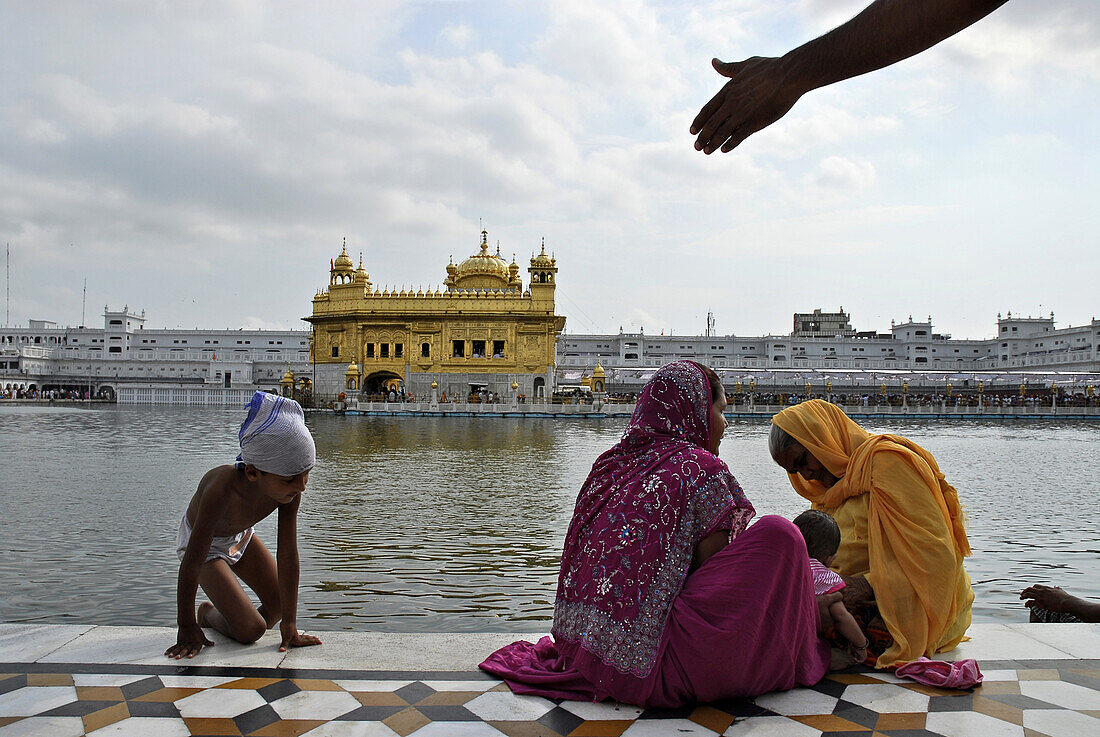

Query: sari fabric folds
[481,361,830,707]
[772,400,973,668]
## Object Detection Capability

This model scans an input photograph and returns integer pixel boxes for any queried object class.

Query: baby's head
[793,509,840,564]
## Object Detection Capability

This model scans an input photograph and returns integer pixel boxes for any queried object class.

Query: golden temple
[304,231,565,401]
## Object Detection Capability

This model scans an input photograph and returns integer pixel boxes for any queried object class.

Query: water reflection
[0,406,1096,631]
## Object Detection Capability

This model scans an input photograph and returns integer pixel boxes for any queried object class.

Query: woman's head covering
[770,399,870,505]
[554,361,754,678]
[236,391,316,476]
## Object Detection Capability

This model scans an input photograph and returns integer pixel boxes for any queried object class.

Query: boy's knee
[259,602,281,629]
[237,619,268,644]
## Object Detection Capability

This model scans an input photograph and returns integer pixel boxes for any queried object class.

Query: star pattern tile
[0,660,1095,736]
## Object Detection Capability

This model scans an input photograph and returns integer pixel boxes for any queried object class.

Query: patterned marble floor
[1,624,1098,737]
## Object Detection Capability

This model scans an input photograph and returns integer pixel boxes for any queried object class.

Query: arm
[276,496,322,650]
[691,0,1010,153]
[165,487,224,659]
[691,530,729,571]
[830,600,869,658]
[1021,585,1100,623]
[816,592,842,634]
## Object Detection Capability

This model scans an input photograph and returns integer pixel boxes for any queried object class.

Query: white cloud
[0,0,1095,337]
[807,155,876,190]
[535,0,688,117]
[439,22,475,49]
[942,11,1100,91]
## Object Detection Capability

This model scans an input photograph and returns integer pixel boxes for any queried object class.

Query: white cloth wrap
[237,391,315,476]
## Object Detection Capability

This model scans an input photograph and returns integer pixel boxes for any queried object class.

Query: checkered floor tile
[0,660,1096,736]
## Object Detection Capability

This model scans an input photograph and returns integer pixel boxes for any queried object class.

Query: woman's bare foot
[197,601,216,627]
[829,647,856,671]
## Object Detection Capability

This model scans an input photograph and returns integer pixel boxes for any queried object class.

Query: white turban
[236,391,316,476]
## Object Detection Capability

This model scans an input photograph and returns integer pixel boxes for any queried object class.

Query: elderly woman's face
[773,440,839,487]
[706,387,728,454]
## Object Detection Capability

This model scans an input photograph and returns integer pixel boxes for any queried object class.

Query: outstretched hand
[279,630,322,652]
[166,627,214,659]
[690,56,803,154]
[1020,584,1073,613]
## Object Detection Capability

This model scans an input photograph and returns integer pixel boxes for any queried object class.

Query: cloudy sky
[2,0,1097,339]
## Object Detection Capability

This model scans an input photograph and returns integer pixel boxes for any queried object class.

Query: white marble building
[556,310,1100,393]
[1,306,311,403]
[3,306,1098,402]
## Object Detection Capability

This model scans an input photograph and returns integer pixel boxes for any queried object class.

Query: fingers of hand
[691,94,725,136]
[721,128,753,153]
[165,643,201,659]
[712,58,741,78]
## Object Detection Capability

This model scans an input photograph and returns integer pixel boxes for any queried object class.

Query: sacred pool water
[1,405,1096,631]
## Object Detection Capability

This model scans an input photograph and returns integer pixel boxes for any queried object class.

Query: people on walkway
[480,361,831,707]
[770,400,973,668]
[691,0,1010,153]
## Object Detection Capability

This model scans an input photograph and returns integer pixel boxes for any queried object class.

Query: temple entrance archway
[364,371,404,397]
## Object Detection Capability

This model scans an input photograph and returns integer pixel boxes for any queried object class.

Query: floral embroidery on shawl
[552,361,755,677]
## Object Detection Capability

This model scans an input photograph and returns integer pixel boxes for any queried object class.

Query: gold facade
[305,232,565,394]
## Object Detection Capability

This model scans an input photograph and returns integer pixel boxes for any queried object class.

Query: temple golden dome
[450,230,511,290]
[531,238,555,268]
[334,244,354,271]
[354,255,370,285]
[593,360,605,379]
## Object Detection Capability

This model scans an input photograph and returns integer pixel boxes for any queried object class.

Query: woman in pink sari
[480,361,830,707]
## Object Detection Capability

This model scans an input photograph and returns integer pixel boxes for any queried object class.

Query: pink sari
[481,361,829,707]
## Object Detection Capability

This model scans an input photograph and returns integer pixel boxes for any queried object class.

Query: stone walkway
[1,623,1098,736]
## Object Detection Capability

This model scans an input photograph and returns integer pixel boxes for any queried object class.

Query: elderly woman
[770,400,973,668]
[481,361,830,708]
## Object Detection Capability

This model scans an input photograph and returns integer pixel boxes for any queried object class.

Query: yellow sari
[772,400,972,668]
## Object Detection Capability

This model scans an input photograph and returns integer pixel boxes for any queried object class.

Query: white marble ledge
[0,624,95,663]
[1,624,541,671]
[946,623,1098,661]
[1,624,1097,670]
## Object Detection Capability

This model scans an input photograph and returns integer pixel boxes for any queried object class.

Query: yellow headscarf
[772,400,972,667]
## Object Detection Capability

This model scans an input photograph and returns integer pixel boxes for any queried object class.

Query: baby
[166,391,322,659]
[793,509,869,663]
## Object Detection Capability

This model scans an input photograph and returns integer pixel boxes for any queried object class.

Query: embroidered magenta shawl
[553,361,755,678]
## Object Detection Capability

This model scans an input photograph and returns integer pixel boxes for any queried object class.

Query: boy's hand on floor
[166,627,214,659]
[279,630,323,652]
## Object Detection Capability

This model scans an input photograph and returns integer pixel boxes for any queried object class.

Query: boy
[793,510,869,664]
[166,391,322,659]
